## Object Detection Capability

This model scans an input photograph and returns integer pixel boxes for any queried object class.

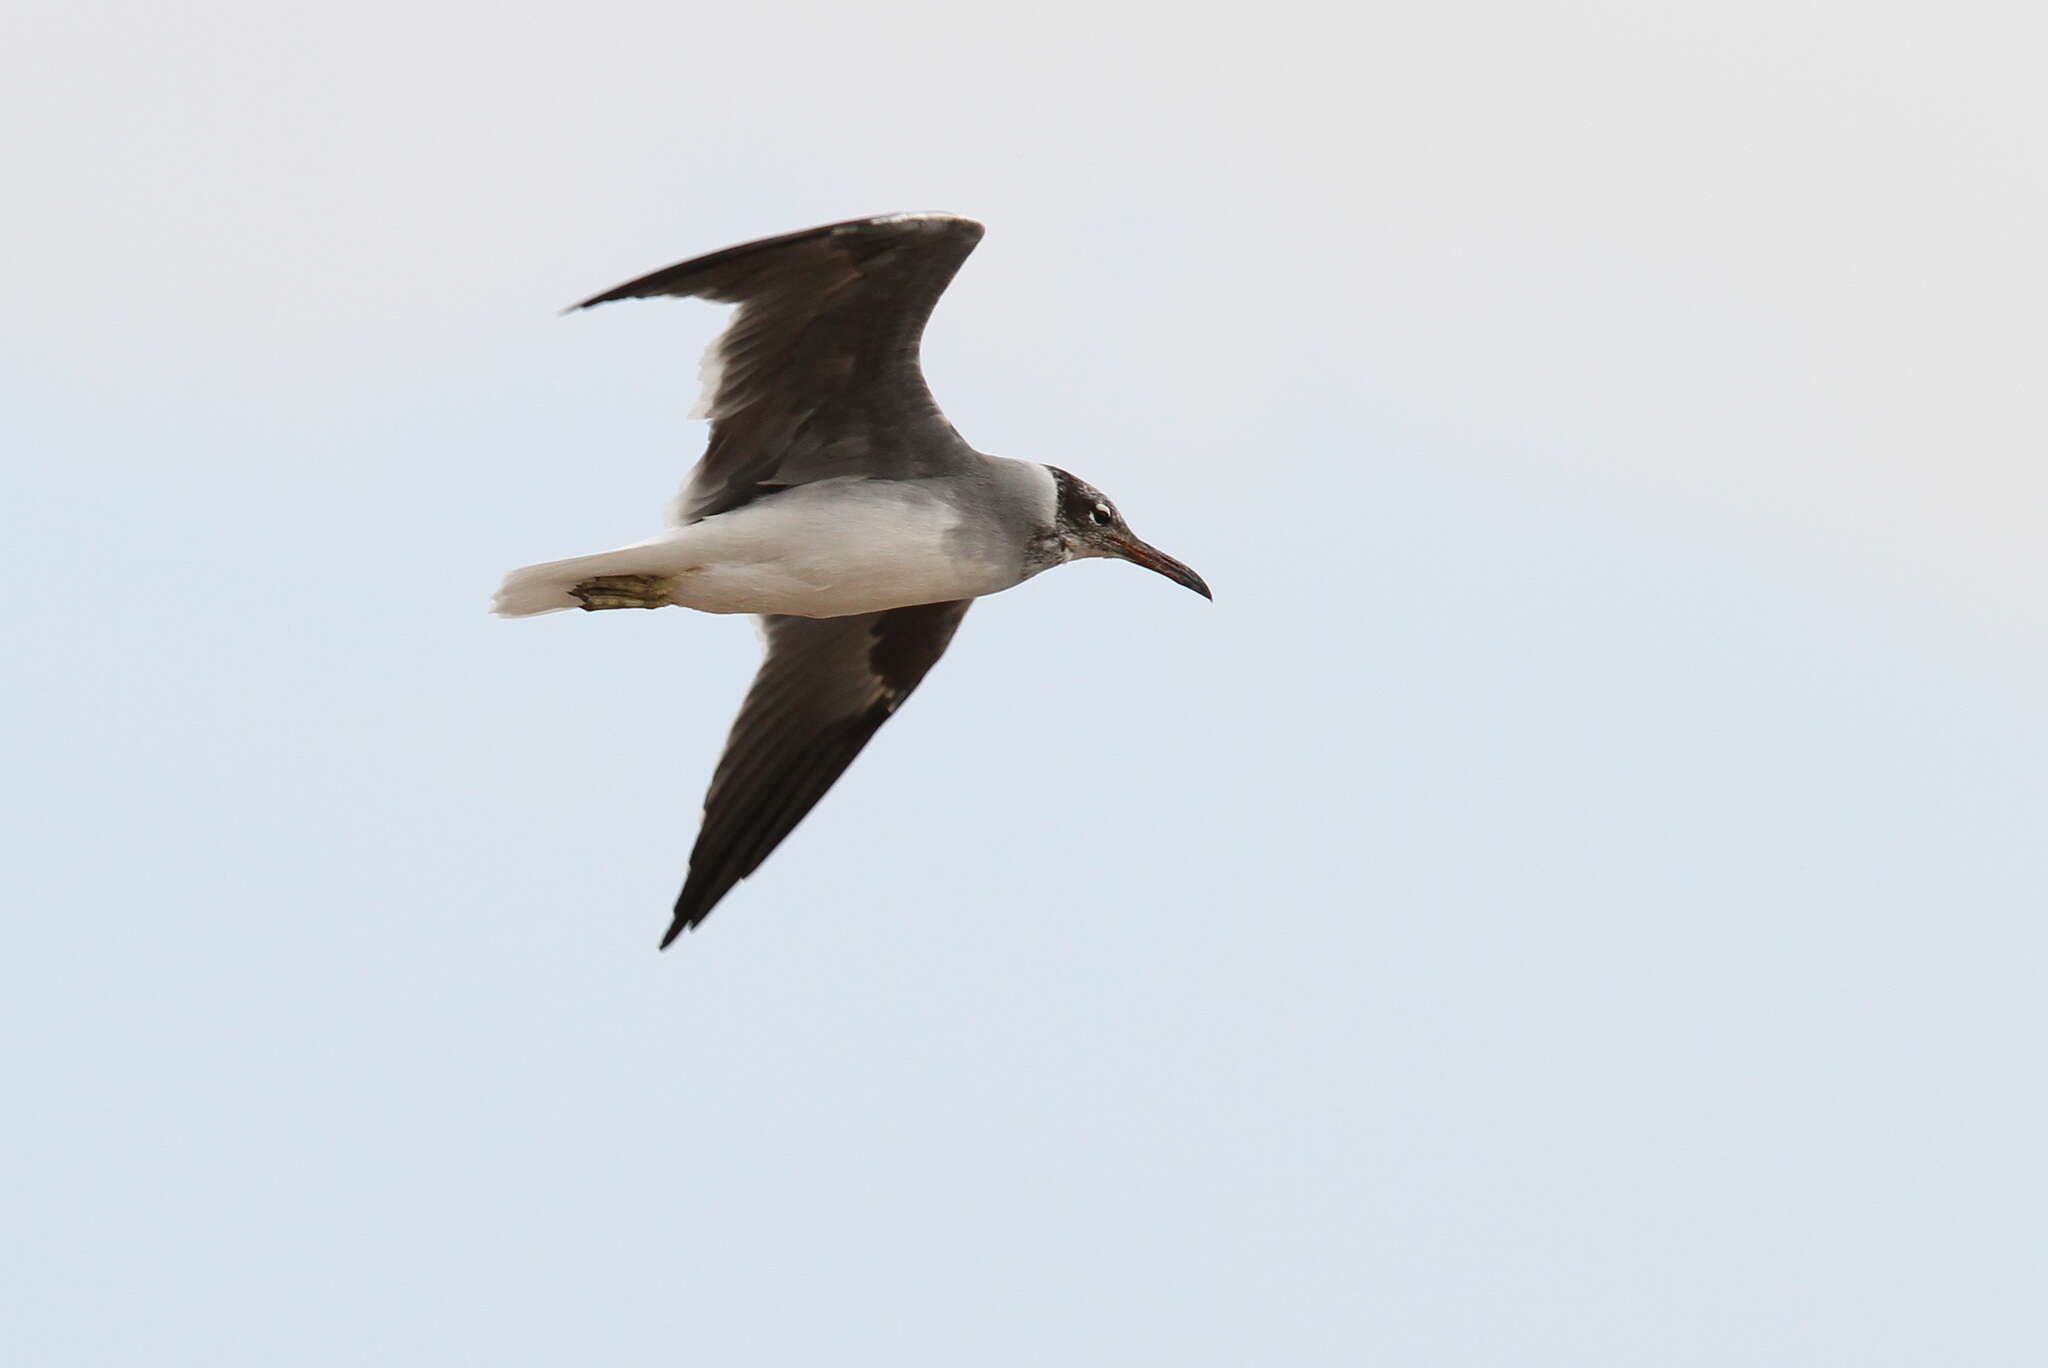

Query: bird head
[1046,467,1211,600]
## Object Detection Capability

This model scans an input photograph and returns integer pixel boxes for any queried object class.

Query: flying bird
[495,213,1210,946]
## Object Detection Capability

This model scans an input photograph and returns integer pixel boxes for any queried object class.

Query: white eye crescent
[1089,505,1113,525]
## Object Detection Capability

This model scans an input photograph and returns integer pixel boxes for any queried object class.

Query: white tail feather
[491,539,685,617]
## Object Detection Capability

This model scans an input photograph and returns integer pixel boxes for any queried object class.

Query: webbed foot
[571,574,679,611]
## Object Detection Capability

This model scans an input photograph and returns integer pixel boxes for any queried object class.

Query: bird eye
[1090,505,1112,525]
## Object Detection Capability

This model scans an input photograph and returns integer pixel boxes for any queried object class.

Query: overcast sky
[6,1,2045,1362]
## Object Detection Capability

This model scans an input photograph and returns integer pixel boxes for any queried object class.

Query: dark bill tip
[1113,535,1213,601]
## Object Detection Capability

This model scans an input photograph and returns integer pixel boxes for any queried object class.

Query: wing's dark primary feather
[574,213,986,521]
[664,600,973,945]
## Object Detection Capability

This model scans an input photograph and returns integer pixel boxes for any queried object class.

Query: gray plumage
[498,214,1210,946]
[574,213,986,522]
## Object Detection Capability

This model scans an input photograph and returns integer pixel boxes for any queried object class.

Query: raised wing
[574,213,987,522]
[664,600,974,945]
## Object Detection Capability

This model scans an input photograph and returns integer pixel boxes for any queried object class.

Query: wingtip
[563,211,984,316]
[865,209,984,235]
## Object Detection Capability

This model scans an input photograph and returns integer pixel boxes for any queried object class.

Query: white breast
[657,478,1019,617]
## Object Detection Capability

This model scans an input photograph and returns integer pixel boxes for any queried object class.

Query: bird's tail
[491,539,683,617]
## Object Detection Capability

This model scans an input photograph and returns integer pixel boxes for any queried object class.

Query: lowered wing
[665,600,973,944]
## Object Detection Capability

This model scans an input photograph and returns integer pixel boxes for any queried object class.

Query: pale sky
[6,2,2045,1363]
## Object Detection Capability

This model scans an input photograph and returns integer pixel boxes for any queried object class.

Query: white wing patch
[670,322,739,524]
[688,326,730,421]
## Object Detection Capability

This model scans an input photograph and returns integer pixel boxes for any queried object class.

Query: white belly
[655,479,1015,617]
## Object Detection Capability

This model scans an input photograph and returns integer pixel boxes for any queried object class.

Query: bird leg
[570,574,680,611]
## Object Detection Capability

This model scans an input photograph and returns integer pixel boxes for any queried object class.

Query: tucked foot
[570,574,679,611]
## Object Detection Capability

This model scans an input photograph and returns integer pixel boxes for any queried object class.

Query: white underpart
[493,477,1020,619]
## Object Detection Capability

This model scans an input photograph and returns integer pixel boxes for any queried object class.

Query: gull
[495,213,1210,946]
